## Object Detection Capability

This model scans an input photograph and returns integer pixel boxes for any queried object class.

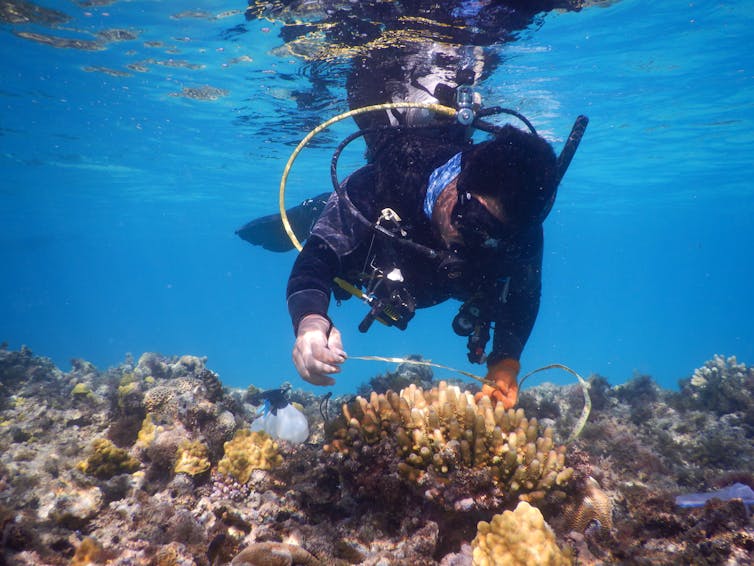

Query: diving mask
[451,190,511,250]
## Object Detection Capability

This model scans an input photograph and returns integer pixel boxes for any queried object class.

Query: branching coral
[217,430,283,483]
[324,382,572,509]
[680,355,754,422]
[472,501,572,565]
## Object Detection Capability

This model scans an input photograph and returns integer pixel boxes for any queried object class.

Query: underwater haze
[1,0,753,396]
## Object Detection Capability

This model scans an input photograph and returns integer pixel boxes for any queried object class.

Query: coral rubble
[1,344,754,564]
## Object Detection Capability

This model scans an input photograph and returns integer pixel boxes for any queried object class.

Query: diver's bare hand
[292,314,346,386]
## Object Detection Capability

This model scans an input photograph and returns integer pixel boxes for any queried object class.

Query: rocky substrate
[1,345,753,565]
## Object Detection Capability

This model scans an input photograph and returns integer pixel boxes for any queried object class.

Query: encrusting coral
[217,429,283,483]
[71,537,105,565]
[472,501,572,566]
[230,541,321,566]
[77,438,140,480]
[324,382,572,510]
[173,439,211,476]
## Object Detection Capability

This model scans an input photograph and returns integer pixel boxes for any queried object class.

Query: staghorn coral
[77,438,140,480]
[174,439,211,476]
[324,382,572,510]
[218,430,283,483]
[472,501,572,566]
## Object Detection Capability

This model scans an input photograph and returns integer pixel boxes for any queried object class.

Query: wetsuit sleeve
[286,235,340,334]
[487,226,544,366]
[285,165,375,335]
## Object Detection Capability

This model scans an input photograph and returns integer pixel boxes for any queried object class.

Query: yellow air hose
[278,101,457,251]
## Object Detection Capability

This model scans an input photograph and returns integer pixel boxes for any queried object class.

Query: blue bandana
[424,151,462,220]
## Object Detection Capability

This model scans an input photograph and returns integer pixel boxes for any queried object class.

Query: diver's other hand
[292,314,346,386]
[474,358,520,409]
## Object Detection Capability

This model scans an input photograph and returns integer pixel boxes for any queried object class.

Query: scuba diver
[240,98,586,409]
[287,122,571,409]
[238,0,593,408]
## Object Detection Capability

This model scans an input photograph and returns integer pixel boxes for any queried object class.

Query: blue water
[2,0,753,395]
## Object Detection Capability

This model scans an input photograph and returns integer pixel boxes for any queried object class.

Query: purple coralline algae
[1,343,754,564]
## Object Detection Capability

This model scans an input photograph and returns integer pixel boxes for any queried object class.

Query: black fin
[236,192,330,252]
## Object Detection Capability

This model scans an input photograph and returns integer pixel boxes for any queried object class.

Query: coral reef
[325,382,572,511]
[1,344,754,565]
[471,501,572,566]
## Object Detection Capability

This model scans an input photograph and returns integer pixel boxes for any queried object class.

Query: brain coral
[562,476,613,533]
[324,382,572,510]
[472,501,572,566]
[218,430,282,483]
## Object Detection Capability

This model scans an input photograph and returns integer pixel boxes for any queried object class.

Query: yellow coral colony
[77,438,140,480]
[174,440,211,476]
[218,430,283,483]
[324,382,572,502]
[472,501,572,566]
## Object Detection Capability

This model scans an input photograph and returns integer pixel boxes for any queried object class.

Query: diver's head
[433,125,558,251]
[450,125,558,245]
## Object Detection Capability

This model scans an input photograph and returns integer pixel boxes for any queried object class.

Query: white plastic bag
[250,403,309,444]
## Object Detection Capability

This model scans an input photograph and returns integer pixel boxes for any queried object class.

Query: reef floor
[1,345,753,565]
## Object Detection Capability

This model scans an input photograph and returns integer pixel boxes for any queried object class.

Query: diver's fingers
[292,330,341,386]
[303,365,337,387]
[326,326,346,360]
[295,352,338,387]
[309,339,344,372]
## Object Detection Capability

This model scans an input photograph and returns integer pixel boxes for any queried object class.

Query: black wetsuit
[286,132,544,366]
